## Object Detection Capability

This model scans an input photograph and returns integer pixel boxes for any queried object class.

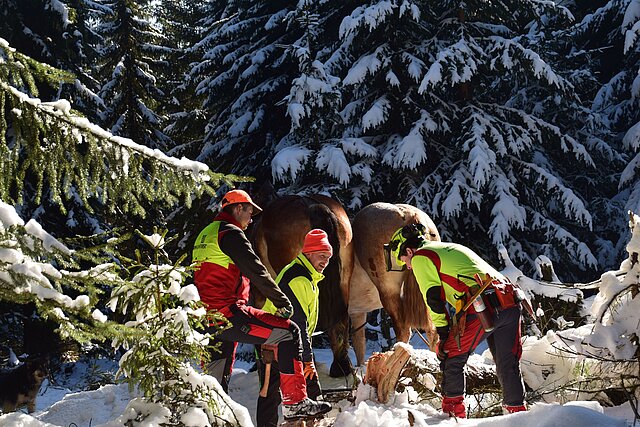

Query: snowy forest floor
[1,330,637,427]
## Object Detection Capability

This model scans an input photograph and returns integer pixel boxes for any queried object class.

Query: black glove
[275,305,293,319]
[436,326,449,361]
[436,326,449,342]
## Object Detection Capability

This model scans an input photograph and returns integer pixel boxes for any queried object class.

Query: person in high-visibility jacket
[385,223,527,418]
[256,229,333,427]
[192,189,330,420]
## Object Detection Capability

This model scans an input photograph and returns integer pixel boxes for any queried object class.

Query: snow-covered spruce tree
[159,0,211,159]
[97,0,171,151]
[0,38,229,220]
[574,1,640,243]
[109,230,250,427]
[0,0,78,73]
[63,0,114,122]
[0,199,127,346]
[270,1,374,200]
[322,1,613,279]
[0,0,108,119]
[192,0,344,184]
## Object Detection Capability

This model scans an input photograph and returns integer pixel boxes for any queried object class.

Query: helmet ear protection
[383,223,427,272]
[401,223,426,239]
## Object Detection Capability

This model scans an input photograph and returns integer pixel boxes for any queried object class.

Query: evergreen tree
[0,0,108,117]
[109,231,246,426]
[550,0,633,271]
[64,0,114,122]
[97,0,171,150]
[1,39,227,220]
[271,0,353,197]
[193,0,620,279]
[575,1,640,215]
[319,0,618,279]
[0,0,77,69]
[0,199,126,346]
[191,0,343,183]
[159,0,210,157]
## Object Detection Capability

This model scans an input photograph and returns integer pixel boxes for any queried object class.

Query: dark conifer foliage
[158,0,211,156]
[190,0,340,183]
[97,0,171,150]
[2,0,640,281]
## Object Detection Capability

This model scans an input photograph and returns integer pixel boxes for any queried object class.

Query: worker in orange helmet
[192,189,331,420]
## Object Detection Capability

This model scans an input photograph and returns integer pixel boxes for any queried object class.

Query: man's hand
[436,326,449,362]
[275,305,293,319]
[303,360,317,380]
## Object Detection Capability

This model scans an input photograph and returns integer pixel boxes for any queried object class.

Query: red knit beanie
[302,229,333,256]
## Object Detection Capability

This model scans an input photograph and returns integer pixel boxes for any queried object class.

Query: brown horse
[252,195,354,377]
[348,202,440,365]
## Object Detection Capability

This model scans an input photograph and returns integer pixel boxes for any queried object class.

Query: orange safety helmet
[220,189,263,215]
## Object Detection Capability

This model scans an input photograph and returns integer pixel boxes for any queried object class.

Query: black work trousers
[255,356,321,427]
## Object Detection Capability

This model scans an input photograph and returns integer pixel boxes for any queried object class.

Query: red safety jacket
[192,212,290,317]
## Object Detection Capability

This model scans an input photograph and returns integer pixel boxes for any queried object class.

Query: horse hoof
[329,357,353,378]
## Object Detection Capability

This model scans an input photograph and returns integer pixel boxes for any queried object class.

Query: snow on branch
[418,38,481,92]
[362,96,390,131]
[382,110,435,169]
[529,211,598,269]
[343,48,384,86]
[339,1,405,39]
[0,200,122,343]
[0,39,237,217]
[271,144,312,182]
[461,112,499,188]
[316,145,351,185]
[488,37,569,90]
[490,104,594,166]
[520,160,593,227]
[624,0,640,53]
[489,177,526,244]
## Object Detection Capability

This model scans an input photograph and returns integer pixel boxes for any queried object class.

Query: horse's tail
[402,270,432,337]
[307,203,346,330]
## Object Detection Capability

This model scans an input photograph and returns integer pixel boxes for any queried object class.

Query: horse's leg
[328,242,354,376]
[394,320,411,343]
[376,287,406,345]
[328,312,352,377]
[349,312,367,366]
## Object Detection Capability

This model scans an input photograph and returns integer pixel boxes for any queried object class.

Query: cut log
[398,349,502,400]
[364,343,412,403]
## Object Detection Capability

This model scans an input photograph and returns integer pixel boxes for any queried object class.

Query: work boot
[282,397,332,420]
[442,395,466,418]
[504,404,527,414]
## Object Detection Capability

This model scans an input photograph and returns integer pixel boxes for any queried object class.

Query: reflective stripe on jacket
[411,241,505,328]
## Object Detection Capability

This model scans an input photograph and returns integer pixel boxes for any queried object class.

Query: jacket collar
[214,211,242,228]
[297,254,325,283]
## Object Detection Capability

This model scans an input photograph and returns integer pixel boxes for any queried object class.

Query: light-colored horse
[348,202,440,365]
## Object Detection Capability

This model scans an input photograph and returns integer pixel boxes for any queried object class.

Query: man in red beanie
[256,229,334,426]
[192,191,331,420]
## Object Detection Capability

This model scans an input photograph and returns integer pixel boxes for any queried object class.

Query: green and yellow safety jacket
[410,241,505,328]
[263,254,323,362]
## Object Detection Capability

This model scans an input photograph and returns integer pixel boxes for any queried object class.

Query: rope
[350,321,367,335]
